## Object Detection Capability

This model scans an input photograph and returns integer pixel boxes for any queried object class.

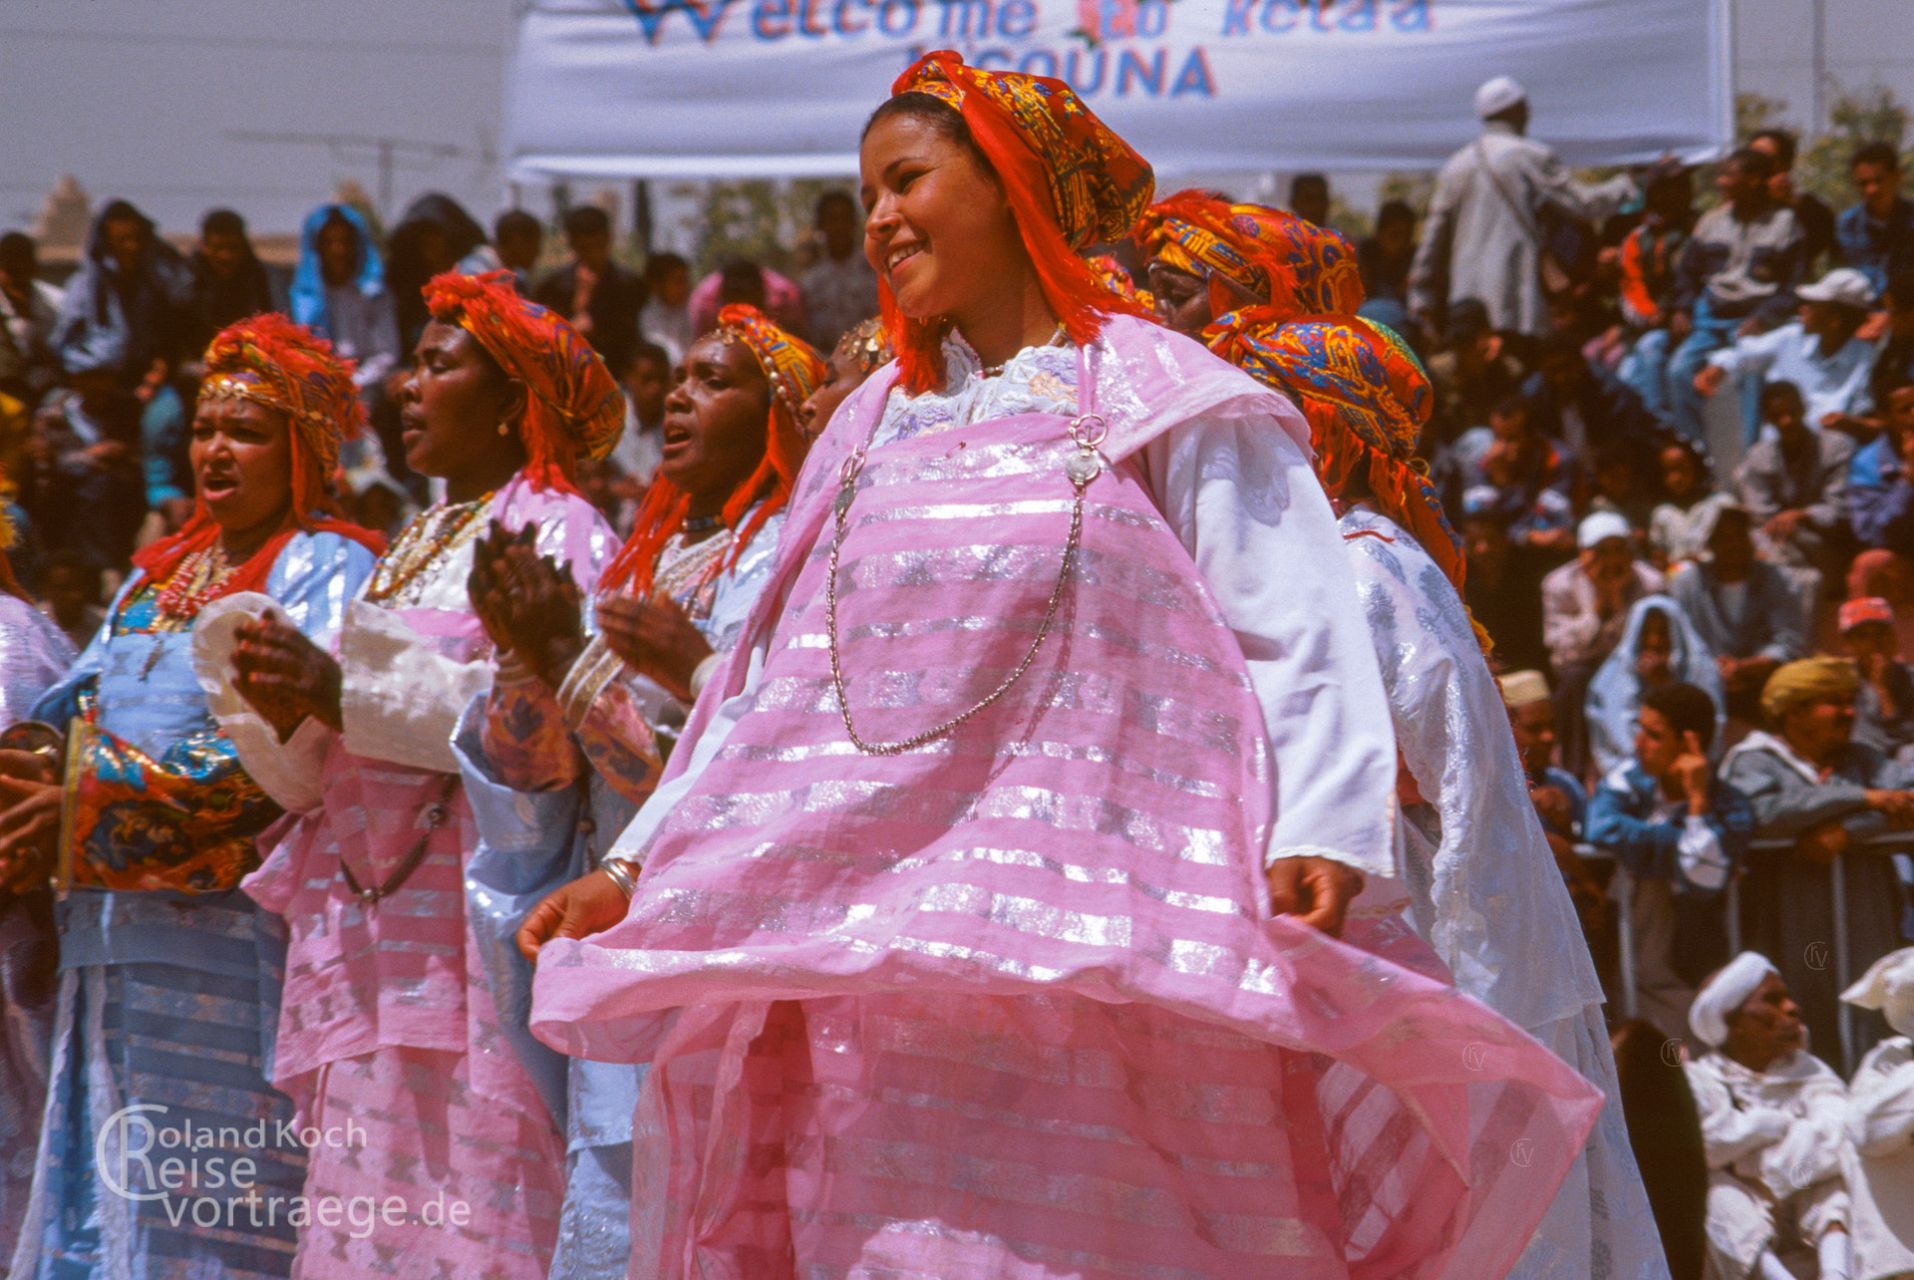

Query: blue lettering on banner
[622,0,736,44]
[876,0,918,35]
[1219,0,1431,37]
[752,0,791,38]
[1134,0,1169,37]
[834,0,871,34]
[997,0,1035,37]
[905,42,1216,99]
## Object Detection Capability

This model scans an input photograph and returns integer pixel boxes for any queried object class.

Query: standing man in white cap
[1409,75,1635,338]
[1686,953,1856,1280]
[1842,947,1914,1279]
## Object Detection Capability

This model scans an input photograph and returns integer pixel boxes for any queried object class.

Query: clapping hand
[0,748,61,895]
[595,593,713,704]
[232,613,343,739]
[467,520,586,686]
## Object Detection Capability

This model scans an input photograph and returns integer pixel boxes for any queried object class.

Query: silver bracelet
[599,857,639,898]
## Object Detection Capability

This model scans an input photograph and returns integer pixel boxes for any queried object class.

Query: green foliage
[684,178,859,277]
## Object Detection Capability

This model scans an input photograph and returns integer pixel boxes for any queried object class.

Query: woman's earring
[497,420,512,437]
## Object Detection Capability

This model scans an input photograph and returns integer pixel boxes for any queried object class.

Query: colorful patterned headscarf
[422,269,625,492]
[1087,254,1156,311]
[604,305,824,596]
[133,314,384,602]
[1208,308,1463,589]
[1135,191,1364,324]
[880,51,1155,394]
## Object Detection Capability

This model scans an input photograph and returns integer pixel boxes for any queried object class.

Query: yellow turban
[1760,657,1861,725]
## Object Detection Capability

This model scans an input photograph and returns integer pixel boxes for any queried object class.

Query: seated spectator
[1840,947,1914,1279]
[1437,394,1577,555]
[798,190,878,351]
[1840,597,1914,765]
[21,362,146,576]
[1669,503,1806,719]
[187,208,282,352]
[640,251,693,363]
[1358,199,1416,305]
[1506,668,1588,840]
[38,549,104,651]
[1587,595,1722,777]
[493,208,544,292]
[1837,141,1914,295]
[1609,1018,1709,1280]
[1527,330,1670,467]
[1684,954,1854,1280]
[1736,379,1857,608]
[1543,512,1668,776]
[1649,436,1733,567]
[1875,271,1914,402]
[689,258,805,339]
[1696,268,1882,440]
[0,232,65,404]
[1588,441,1660,532]
[1723,658,1914,1063]
[289,204,400,399]
[52,199,195,391]
[608,339,671,491]
[1847,373,1914,605]
[1587,681,1752,1039]
[1661,149,1808,440]
[385,192,499,348]
[1462,495,1550,671]
[1424,298,1526,444]
[533,205,646,377]
[1751,128,1836,272]
[1616,161,1697,417]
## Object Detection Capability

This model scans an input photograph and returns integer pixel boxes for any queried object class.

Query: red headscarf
[881,51,1156,394]
[1134,191,1364,323]
[421,270,626,494]
[133,314,384,601]
[603,304,825,597]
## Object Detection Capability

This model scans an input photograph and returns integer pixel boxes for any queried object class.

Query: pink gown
[221,475,618,1278]
[534,318,1605,1279]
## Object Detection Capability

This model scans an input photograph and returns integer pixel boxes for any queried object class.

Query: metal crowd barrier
[1582,835,1914,1077]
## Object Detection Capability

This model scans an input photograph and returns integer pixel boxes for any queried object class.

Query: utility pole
[1811,0,1827,136]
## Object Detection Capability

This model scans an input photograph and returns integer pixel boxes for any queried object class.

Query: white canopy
[505,0,1732,181]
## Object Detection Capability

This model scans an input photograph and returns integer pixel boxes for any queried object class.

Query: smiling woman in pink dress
[523,51,1605,1280]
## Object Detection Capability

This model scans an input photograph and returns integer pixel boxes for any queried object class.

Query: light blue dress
[458,515,784,1280]
[8,532,374,1280]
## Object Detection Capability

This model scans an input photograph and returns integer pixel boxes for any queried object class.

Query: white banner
[505,0,1732,180]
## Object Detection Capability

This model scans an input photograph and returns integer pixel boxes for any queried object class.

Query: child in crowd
[1587,680,1752,1040]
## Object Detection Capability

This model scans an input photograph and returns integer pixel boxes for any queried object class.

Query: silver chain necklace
[824,408,1109,756]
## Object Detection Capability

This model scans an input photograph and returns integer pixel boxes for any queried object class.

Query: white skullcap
[1844,947,1914,1037]
[1499,669,1552,709]
[1475,75,1528,120]
[1577,510,1632,550]
[1689,952,1779,1047]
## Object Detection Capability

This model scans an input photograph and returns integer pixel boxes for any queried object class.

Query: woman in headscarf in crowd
[1684,953,1855,1280]
[1148,189,1671,1280]
[520,51,1602,1278]
[458,302,820,1279]
[1724,657,1914,1067]
[290,203,402,404]
[1587,593,1723,777]
[0,498,75,1270]
[797,313,889,441]
[386,194,501,349]
[1841,948,1914,1279]
[207,272,621,1277]
[2,315,382,1279]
